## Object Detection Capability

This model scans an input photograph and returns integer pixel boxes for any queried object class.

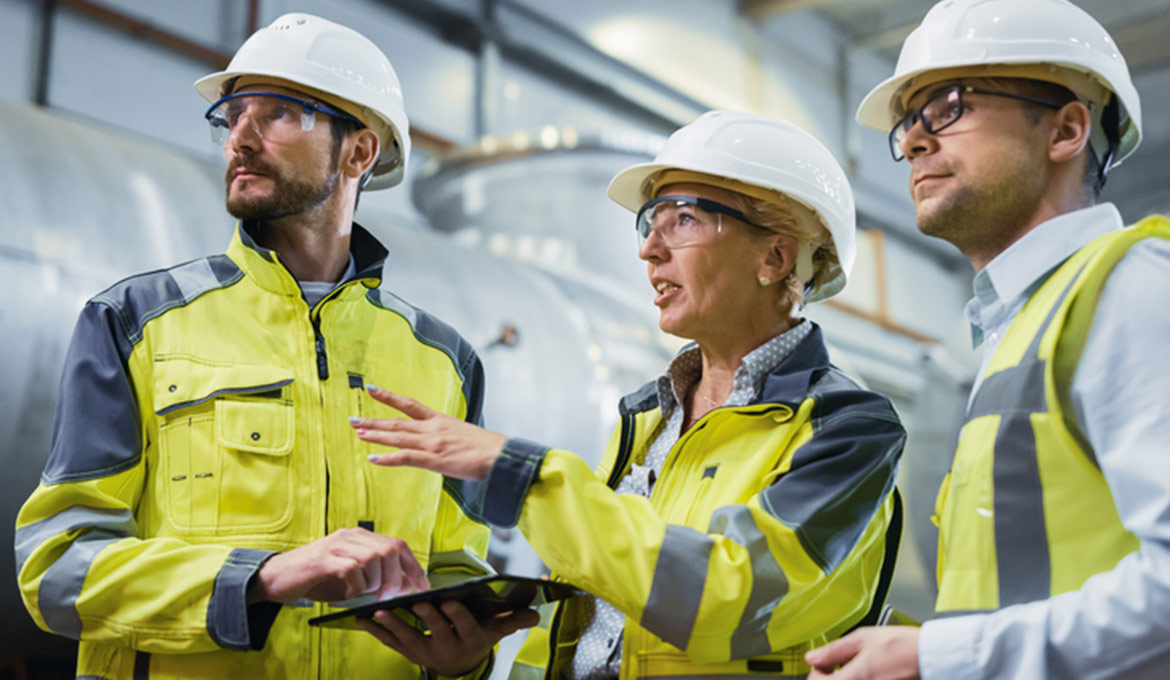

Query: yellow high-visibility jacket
[15,223,492,679]
[933,217,1170,614]
[474,326,904,679]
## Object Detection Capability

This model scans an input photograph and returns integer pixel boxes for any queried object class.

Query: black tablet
[308,575,584,629]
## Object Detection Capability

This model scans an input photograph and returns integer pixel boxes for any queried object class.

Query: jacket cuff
[208,548,280,651]
[479,438,548,528]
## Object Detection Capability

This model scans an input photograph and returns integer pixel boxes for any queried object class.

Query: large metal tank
[0,99,970,676]
[0,99,672,672]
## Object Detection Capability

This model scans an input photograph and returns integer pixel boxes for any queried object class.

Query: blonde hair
[724,191,836,313]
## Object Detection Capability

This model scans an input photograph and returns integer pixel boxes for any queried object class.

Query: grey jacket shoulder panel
[365,288,486,427]
[42,256,243,485]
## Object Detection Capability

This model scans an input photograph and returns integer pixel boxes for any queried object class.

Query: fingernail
[348,416,362,424]
[367,454,380,462]
[356,428,367,436]
[805,650,822,663]
[367,384,381,393]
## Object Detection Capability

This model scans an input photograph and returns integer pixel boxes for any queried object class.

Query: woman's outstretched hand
[351,386,506,481]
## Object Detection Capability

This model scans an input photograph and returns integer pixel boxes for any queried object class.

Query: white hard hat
[856,0,1141,170]
[195,13,411,190]
[608,110,856,303]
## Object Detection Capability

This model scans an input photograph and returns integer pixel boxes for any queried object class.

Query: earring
[758,276,772,286]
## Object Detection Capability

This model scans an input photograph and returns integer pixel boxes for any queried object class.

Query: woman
[352,111,905,679]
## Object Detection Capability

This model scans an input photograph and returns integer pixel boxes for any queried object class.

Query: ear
[757,233,799,284]
[1048,100,1092,166]
[341,128,381,180]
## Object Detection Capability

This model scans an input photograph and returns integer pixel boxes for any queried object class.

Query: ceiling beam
[739,0,839,22]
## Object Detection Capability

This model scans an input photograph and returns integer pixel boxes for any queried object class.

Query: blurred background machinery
[2,0,1167,677]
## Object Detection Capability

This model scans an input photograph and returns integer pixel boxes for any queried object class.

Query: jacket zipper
[604,412,637,489]
[312,316,329,380]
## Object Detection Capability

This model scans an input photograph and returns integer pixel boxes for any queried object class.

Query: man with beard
[15,13,533,679]
[803,1,1170,679]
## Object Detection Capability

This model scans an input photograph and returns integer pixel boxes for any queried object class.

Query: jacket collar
[619,323,832,416]
[227,220,389,296]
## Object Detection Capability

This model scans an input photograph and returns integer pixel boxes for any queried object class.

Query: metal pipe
[57,0,231,69]
[33,0,56,107]
[246,0,259,36]
[474,0,499,137]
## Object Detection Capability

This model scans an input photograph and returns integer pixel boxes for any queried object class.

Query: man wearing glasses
[14,13,532,679]
[805,0,1170,678]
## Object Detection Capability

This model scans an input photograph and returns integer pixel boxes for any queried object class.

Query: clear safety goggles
[635,195,759,249]
[889,85,1064,161]
[204,91,364,147]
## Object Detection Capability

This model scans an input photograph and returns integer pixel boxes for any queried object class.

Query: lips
[233,168,266,179]
[650,276,681,305]
[912,173,947,189]
[226,158,275,184]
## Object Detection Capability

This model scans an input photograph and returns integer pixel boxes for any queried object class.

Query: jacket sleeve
[467,388,905,662]
[14,301,278,654]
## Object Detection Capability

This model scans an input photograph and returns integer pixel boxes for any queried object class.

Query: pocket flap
[153,357,293,415]
[215,399,294,456]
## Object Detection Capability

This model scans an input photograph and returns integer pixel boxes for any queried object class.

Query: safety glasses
[888,85,1065,161]
[635,195,760,249]
[204,91,364,147]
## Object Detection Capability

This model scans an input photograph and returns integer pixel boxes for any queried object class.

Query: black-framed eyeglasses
[888,85,1066,161]
[204,91,365,147]
[635,195,761,249]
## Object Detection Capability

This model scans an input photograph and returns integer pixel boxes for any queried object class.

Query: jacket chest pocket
[154,358,296,536]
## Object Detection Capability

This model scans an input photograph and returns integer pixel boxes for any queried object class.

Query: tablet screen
[308,575,584,629]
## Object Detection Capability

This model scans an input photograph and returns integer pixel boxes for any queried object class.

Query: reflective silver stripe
[39,529,126,638]
[169,257,220,303]
[966,359,1046,419]
[641,524,713,650]
[993,410,1050,605]
[507,661,546,680]
[709,506,789,659]
[15,506,136,575]
[370,288,419,326]
[964,267,1086,608]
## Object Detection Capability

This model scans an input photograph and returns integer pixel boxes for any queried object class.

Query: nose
[638,225,668,262]
[226,113,262,152]
[899,116,936,161]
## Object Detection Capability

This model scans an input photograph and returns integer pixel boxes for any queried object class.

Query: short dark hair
[971,77,1102,203]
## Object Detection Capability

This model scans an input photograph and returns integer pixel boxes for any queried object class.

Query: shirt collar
[965,203,1123,346]
[232,220,389,295]
[655,319,813,415]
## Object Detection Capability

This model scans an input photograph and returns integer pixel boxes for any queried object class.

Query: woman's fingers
[354,428,431,453]
[367,448,440,472]
[367,386,438,419]
[350,415,422,433]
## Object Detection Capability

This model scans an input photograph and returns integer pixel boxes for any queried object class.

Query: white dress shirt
[918,204,1170,679]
